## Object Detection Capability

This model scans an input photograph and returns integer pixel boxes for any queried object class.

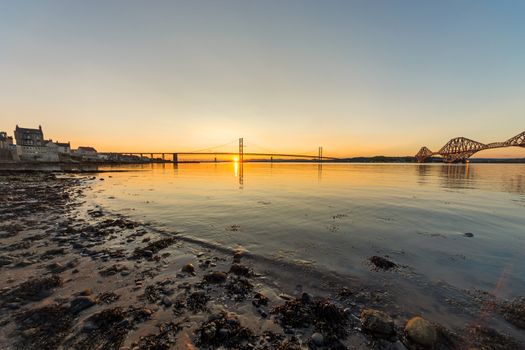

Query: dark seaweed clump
[272,294,349,346]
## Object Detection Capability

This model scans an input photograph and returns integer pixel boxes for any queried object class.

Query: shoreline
[0,173,524,349]
[0,156,525,173]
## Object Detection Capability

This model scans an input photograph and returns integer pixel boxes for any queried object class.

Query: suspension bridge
[100,138,339,163]
[416,131,525,163]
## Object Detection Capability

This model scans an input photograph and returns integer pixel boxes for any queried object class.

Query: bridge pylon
[238,138,244,163]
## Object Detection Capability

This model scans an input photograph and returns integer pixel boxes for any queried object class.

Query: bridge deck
[99,151,339,160]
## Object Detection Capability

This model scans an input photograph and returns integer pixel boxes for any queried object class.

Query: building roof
[77,146,97,152]
[15,125,43,133]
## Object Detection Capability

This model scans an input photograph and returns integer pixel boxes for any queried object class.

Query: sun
[233,156,239,162]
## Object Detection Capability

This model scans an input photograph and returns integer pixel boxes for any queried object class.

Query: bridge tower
[318,146,323,162]
[239,138,244,163]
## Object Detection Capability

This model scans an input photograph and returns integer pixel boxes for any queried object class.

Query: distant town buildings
[0,132,14,149]
[14,125,45,146]
[74,146,98,161]
[0,131,18,162]
[0,124,99,163]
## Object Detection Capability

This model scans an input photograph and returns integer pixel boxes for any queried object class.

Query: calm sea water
[90,163,525,297]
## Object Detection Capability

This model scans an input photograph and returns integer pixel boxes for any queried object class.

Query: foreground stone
[404,316,437,347]
[360,308,395,337]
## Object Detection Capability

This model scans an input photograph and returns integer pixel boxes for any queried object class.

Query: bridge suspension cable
[184,139,238,153]
[244,141,278,154]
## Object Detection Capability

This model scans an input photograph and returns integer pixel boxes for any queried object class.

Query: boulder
[360,308,395,336]
[405,316,437,347]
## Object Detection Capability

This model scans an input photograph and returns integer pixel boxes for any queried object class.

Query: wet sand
[0,172,523,349]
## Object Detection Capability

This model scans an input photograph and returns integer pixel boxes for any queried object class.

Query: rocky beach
[0,172,524,350]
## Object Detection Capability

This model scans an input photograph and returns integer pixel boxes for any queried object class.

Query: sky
[0,0,524,157]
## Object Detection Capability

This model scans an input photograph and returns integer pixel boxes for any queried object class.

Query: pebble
[6,303,20,310]
[22,328,38,337]
[464,232,474,237]
[162,296,173,307]
[83,322,98,331]
[80,288,93,296]
[278,293,294,301]
[301,292,313,304]
[218,328,229,338]
[311,332,324,346]
[181,263,195,273]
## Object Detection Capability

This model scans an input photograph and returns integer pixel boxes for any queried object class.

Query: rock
[80,288,93,296]
[204,271,227,283]
[311,332,324,346]
[201,324,217,342]
[16,259,33,267]
[229,263,251,276]
[405,316,437,347]
[464,232,474,237]
[6,302,20,310]
[22,328,38,337]
[83,321,98,331]
[301,292,313,304]
[338,287,353,298]
[252,292,269,307]
[233,251,244,263]
[142,250,153,258]
[162,296,173,307]
[218,328,229,339]
[360,308,395,336]
[181,263,195,274]
[0,256,14,266]
[278,293,294,301]
[70,296,97,314]
[369,256,397,270]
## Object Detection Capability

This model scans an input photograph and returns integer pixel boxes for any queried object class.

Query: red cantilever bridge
[416,131,525,163]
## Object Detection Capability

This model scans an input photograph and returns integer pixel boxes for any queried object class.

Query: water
[90,163,525,298]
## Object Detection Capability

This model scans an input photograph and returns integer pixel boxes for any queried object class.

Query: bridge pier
[173,153,178,163]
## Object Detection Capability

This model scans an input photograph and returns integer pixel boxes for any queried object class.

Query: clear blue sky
[0,0,524,156]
